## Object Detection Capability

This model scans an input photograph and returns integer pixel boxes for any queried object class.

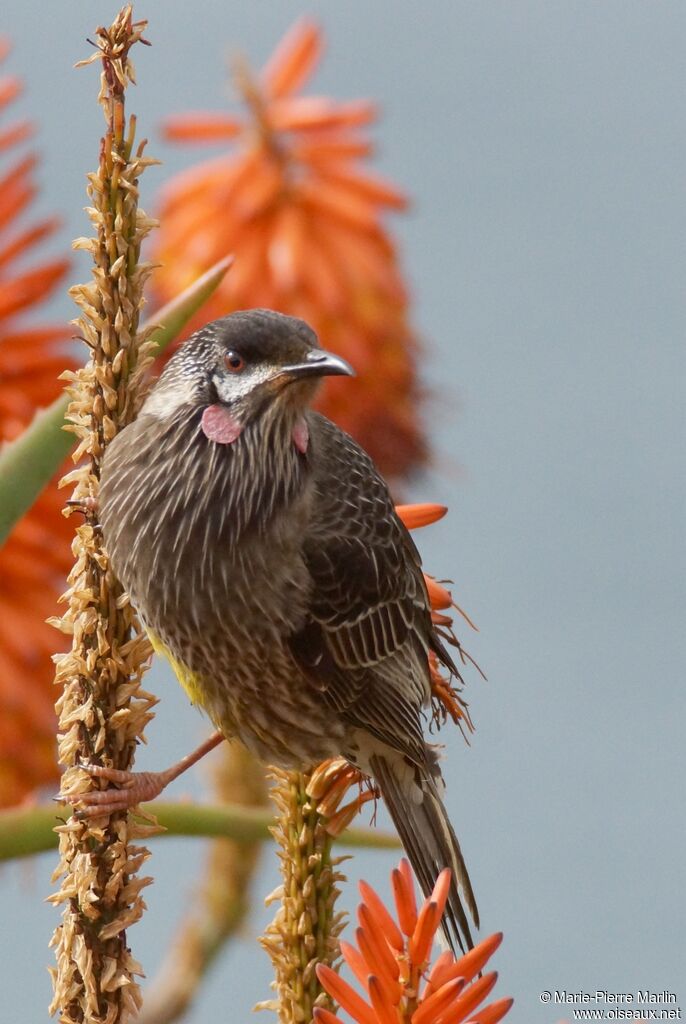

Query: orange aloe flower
[154,17,425,479]
[0,39,72,807]
[315,859,512,1024]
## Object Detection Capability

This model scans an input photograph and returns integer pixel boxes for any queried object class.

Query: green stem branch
[0,800,399,862]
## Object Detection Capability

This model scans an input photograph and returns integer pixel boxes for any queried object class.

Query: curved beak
[279,349,355,382]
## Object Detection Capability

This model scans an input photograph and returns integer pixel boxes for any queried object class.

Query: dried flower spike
[259,768,348,1023]
[48,9,158,1023]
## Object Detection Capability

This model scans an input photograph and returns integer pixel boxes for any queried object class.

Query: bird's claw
[65,496,99,518]
[70,762,168,819]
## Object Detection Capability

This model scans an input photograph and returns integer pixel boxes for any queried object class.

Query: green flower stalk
[48,8,159,1022]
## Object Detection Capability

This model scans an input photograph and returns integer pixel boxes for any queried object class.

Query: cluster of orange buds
[307,756,380,836]
[314,860,512,1024]
[153,17,425,480]
[0,38,72,807]
[395,504,478,733]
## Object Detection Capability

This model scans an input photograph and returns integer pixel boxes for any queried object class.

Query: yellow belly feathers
[147,629,204,707]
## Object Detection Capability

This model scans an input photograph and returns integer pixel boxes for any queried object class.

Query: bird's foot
[72,763,173,818]
[65,495,99,517]
[68,732,225,819]
[307,757,379,836]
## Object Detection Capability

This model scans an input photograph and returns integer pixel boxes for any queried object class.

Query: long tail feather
[370,753,479,954]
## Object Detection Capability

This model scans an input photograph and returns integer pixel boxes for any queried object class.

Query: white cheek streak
[214,364,271,404]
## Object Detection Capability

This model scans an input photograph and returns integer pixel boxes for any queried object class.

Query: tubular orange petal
[399,862,419,917]
[316,780,352,819]
[231,158,283,222]
[0,120,32,151]
[368,976,399,1024]
[448,934,504,987]
[424,576,453,611]
[412,978,466,1024]
[429,869,452,923]
[356,931,401,1006]
[340,940,372,993]
[161,151,265,236]
[425,950,455,992]
[300,231,348,312]
[0,74,21,107]
[302,210,401,302]
[0,543,60,582]
[0,328,70,363]
[313,1009,345,1024]
[162,112,243,143]
[262,18,323,99]
[0,260,70,320]
[270,96,376,133]
[158,153,245,213]
[431,611,453,627]
[358,880,404,952]
[324,790,377,835]
[0,217,61,271]
[0,152,38,194]
[468,997,514,1024]
[306,755,354,801]
[395,504,448,530]
[223,219,269,296]
[320,216,401,305]
[408,900,441,968]
[0,178,34,233]
[357,906,400,981]
[316,964,377,1024]
[301,176,379,232]
[267,202,306,292]
[291,136,373,164]
[435,973,499,1024]
[313,165,408,210]
[391,863,418,937]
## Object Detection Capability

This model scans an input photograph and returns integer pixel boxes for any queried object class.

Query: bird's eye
[224,350,246,374]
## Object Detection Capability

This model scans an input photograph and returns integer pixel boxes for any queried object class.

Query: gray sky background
[2,3,684,1022]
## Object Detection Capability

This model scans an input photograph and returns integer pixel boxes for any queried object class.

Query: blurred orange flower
[0,39,72,807]
[154,17,426,479]
[315,859,512,1024]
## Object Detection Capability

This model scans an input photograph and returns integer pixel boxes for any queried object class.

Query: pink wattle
[201,404,243,444]
[292,417,309,454]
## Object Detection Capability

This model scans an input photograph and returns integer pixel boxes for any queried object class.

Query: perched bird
[95,309,479,952]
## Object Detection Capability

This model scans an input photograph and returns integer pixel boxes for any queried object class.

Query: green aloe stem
[0,799,400,863]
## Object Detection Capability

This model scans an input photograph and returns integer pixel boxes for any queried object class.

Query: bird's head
[142,309,354,445]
